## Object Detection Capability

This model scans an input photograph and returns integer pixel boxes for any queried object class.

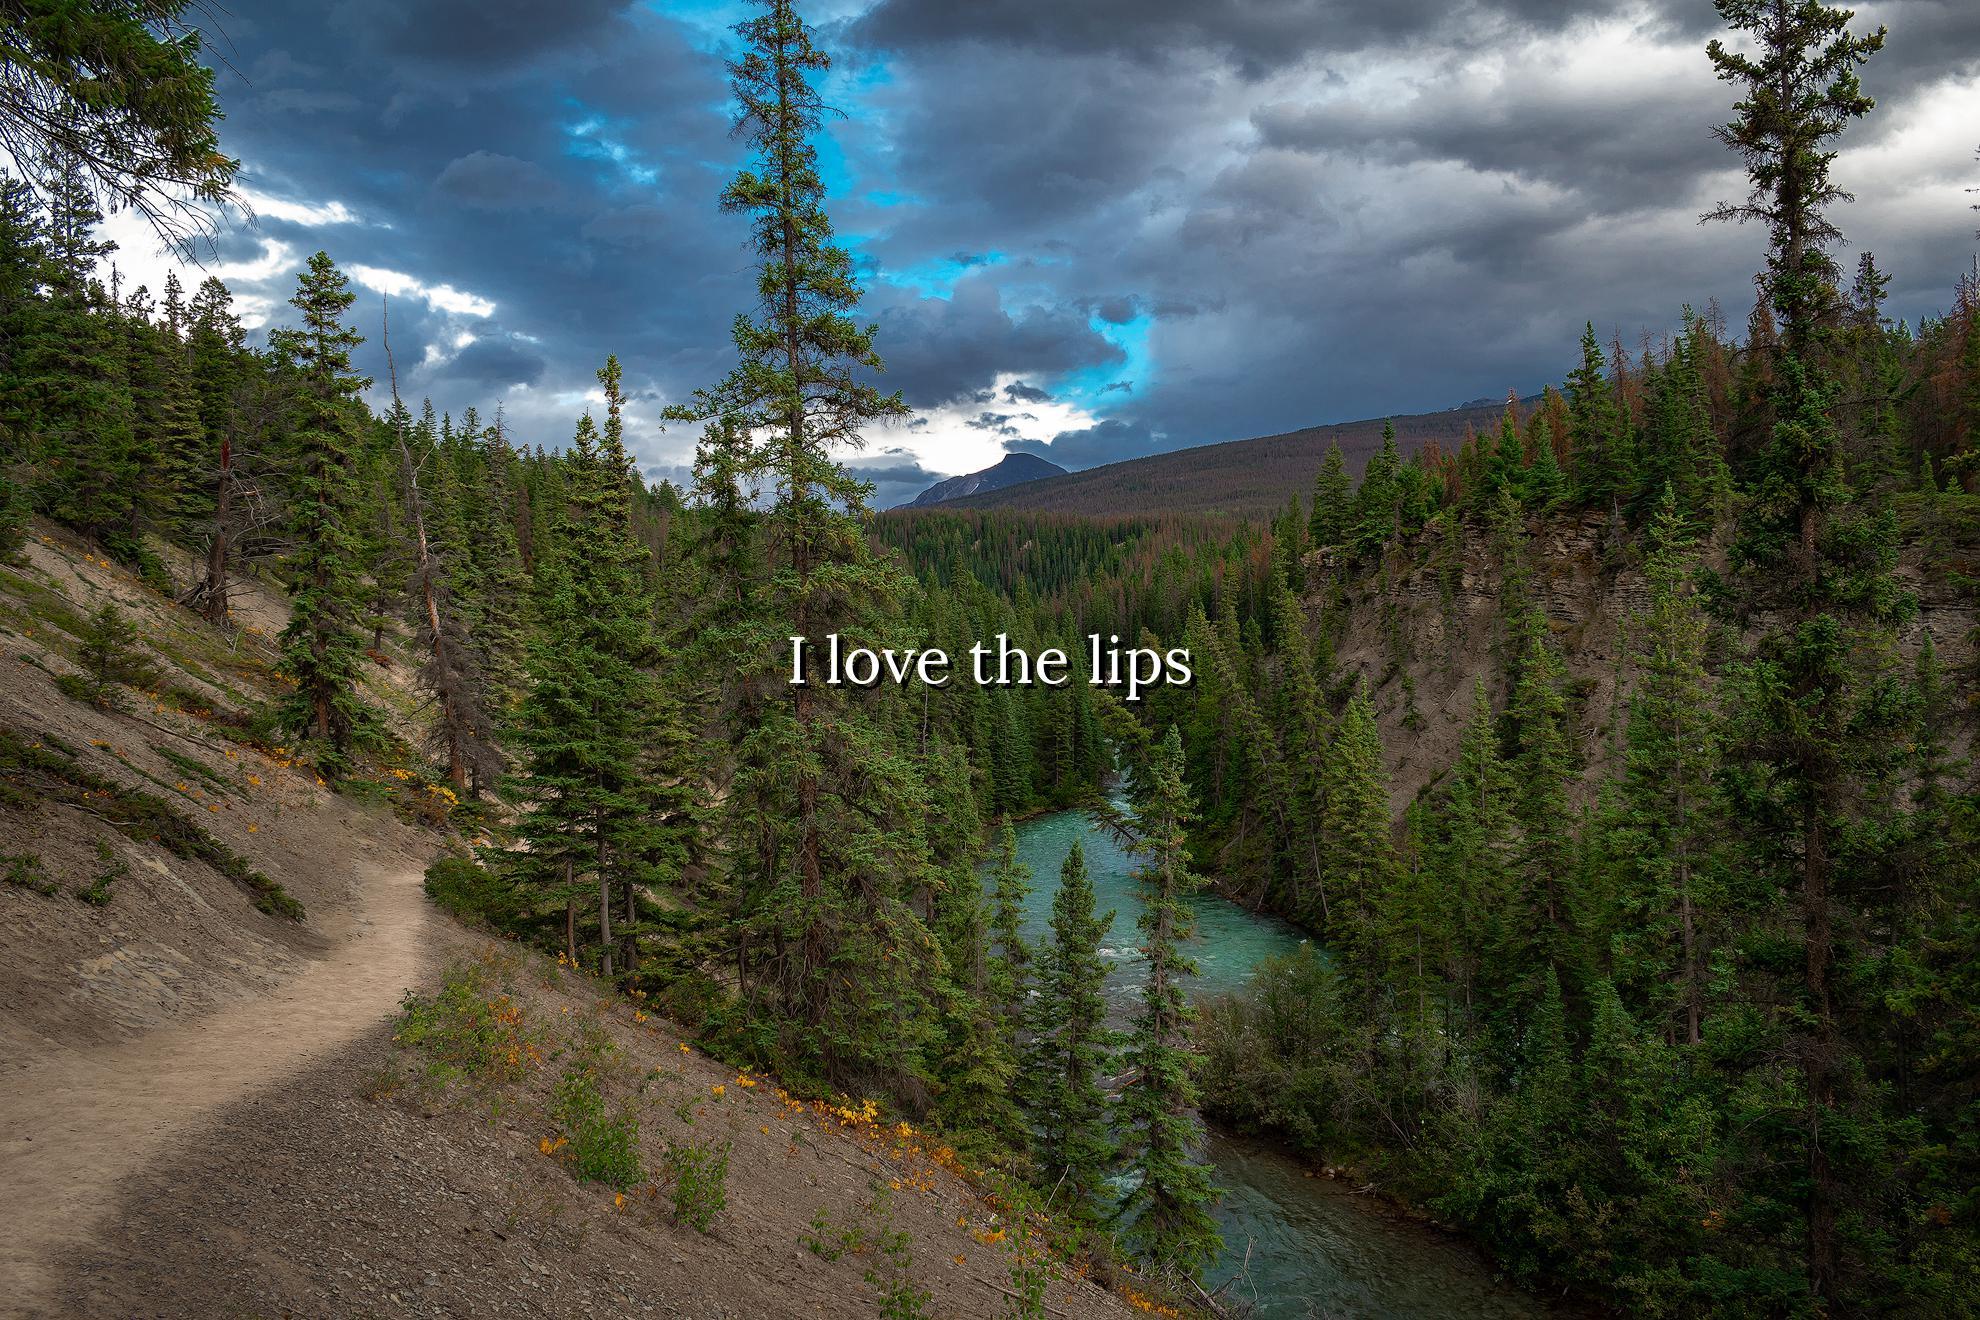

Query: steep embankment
[0,855,433,1312]
[1319,509,1978,814]
[0,525,1135,1320]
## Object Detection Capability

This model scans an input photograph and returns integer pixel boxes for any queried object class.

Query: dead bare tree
[180,372,290,625]
[382,298,502,793]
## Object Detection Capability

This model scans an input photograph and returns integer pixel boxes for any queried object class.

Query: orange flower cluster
[800,1096,970,1189]
[1121,1287,1184,1317]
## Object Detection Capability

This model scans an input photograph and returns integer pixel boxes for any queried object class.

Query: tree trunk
[563,857,577,966]
[599,831,615,981]
[198,435,232,625]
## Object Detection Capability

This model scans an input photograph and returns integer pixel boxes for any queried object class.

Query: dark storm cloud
[337,0,634,69]
[431,338,550,389]
[839,0,1978,465]
[1249,80,1725,212]
[581,204,672,248]
[852,0,1644,74]
[187,0,750,460]
[1011,419,1159,470]
[846,459,944,486]
[867,276,1125,406]
[432,152,563,211]
[193,0,1977,483]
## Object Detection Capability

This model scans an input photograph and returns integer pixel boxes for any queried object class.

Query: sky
[102,0,1980,509]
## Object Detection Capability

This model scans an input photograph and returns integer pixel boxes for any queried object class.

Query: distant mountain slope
[904,452,1066,507]
[941,398,1529,520]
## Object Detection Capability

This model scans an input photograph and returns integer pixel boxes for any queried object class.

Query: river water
[1001,806,1545,1319]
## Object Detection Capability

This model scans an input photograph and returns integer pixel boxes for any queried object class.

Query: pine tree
[1348,421,1401,553]
[1308,441,1351,547]
[663,0,939,1090]
[1567,323,1627,506]
[986,821,1033,1029]
[1477,399,1526,513]
[1319,682,1396,986]
[143,272,206,539]
[1115,726,1222,1283]
[182,277,265,624]
[380,308,500,795]
[1427,681,1514,1040]
[468,412,530,712]
[1521,409,1566,512]
[1611,487,1720,1042]
[1025,838,1121,1215]
[509,383,679,979]
[1704,2,1897,1303]
[268,252,374,772]
[1499,613,1583,1003]
[21,161,138,553]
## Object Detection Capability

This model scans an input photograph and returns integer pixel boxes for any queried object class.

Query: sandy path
[0,858,431,1317]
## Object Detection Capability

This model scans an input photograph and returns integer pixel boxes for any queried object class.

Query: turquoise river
[1003,804,1547,1319]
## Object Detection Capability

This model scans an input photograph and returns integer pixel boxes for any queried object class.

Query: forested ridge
[4,0,1980,1314]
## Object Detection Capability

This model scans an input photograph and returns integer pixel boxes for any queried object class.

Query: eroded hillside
[1318,508,1978,813]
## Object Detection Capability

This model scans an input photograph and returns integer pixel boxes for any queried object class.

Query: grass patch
[0,727,304,920]
[0,566,92,643]
[802,1185,931,1318]
[153,745,243,799]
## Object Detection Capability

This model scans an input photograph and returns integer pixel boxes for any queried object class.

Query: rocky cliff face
[1314,510,1975,814]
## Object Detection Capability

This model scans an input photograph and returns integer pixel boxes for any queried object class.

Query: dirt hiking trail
[0,857,431,1317]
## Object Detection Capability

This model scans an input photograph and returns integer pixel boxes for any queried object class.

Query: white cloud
[234,187,360,227]
[347,264,496,317]
[868,372,1103,476]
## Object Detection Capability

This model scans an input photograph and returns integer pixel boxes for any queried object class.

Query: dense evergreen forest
[5,0,1980,1313]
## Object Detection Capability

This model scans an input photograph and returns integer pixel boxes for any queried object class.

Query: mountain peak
[902,452,1067,508]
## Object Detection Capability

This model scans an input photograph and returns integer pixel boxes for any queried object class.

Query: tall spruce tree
[1319,682,1397,991]
[986,821,1033,1028]
[381,306,499,795]
[664,0,940,1090]
[1704,2,1900,1305]
[1611,486,1721,1042]
[21,161,138,552]
[510,383,673,978]
[1567,323,1627,506]
[1115,726,1222,1283]
[1024,838,1120,1215]
[1309,441,1352,547]
[268,252,373,771]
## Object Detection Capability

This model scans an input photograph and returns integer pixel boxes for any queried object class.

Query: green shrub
[804,1186,928,1317]
[53,672,98,705]
[395,961,539,1086]
[551,1068,643,1190]
[68,604,160,707]
[2,852,54,895]
[424,856,520,928]
[77,839,124,906]
[662,1138,731,1232]
[867,1217,929,1320]
[800,1207,849,1261]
